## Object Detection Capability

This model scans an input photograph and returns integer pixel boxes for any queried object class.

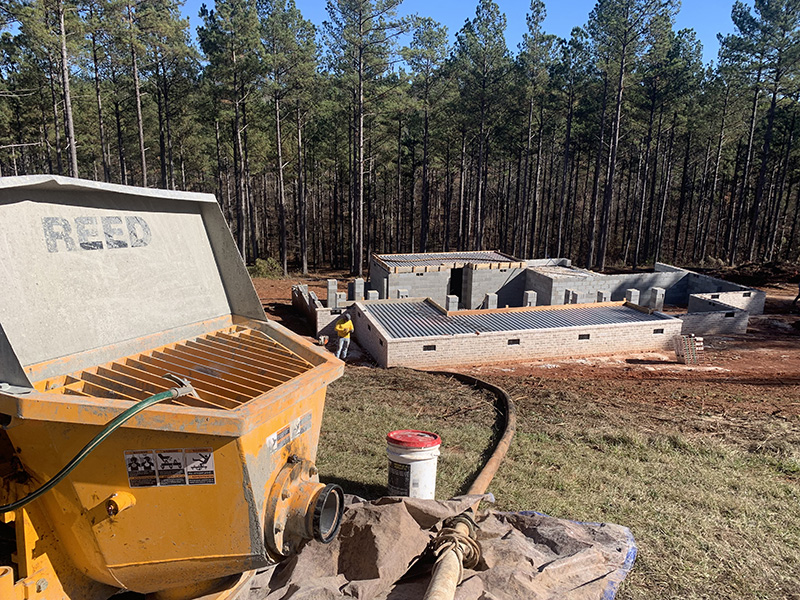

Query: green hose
[0,383,194,514]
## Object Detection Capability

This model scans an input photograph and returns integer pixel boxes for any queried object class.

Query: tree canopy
[2,0,799,271]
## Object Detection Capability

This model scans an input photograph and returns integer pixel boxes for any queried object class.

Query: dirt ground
[256,271,800,600]
[253,273,800,418]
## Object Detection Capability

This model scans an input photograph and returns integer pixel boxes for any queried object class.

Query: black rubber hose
[424,371,517,499]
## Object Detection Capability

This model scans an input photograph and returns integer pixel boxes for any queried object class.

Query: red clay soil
[253,273,800,418]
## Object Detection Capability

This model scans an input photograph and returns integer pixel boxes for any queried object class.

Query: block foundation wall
[352,302,683,368]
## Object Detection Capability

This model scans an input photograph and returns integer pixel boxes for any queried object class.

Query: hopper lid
[0,175,265,386]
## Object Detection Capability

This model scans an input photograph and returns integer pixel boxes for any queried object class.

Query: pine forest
[1,0,800,275]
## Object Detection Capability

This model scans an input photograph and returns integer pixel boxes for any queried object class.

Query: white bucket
[386,430,441,499]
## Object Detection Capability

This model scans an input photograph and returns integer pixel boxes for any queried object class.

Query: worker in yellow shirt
[334,314,354,359]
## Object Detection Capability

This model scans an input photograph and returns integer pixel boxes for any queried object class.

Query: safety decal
[125,450,157,488]
[155,449,187,486]
[185,448,216,485]
[292,412,313,439]
[125,448,215,488]
[267,425,292,453]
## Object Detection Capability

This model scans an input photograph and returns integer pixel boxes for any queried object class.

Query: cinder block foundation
[327,279,338,308]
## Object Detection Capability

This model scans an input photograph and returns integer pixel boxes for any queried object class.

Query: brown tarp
[241,496,636,600]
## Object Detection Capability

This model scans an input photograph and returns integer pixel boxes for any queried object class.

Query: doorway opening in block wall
[449,268,464,305]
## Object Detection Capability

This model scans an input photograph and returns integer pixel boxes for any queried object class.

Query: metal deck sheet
[366,302,673,339]
[376,251,517,267]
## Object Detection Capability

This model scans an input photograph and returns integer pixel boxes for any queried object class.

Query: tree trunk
[89,12,110,182]
[747,82,779,261]
[586,73,608,268]
[128,3,147,186]
[276,96,288,276]
[730,70,762,265]
[597,47,627,271]
[556,84,573,256]
[58,0,78,177]
[297,104,308,275]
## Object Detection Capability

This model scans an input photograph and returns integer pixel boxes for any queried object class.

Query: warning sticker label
[267,425,292,454]
[292,412,313,439]
[387,461,410,496]
[125,450,157,488]
[185,448,216,485]
[155,449,187,486]
[125,448,216,488]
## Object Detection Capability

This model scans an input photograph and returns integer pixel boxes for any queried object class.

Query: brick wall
[355,313,683,368]
[352,302,389,365]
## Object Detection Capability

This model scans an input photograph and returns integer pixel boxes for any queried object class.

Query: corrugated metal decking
[366,302,672,339]
[376,250,517,267]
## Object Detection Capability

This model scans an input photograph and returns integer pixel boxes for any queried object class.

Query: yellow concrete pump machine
[0,176,344,600]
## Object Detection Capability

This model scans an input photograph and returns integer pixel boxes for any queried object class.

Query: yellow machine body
[0,177,344,599]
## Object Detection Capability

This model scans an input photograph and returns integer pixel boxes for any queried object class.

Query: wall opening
[449,268,463,299]
[423,344,437,352]
[578,333,590,340]
[653,328,664,334]
[508,339,520,345]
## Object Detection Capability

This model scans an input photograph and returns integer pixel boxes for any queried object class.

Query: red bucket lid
[386,430,441,449]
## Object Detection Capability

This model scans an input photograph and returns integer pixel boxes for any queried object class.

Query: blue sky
[181,0,739,65]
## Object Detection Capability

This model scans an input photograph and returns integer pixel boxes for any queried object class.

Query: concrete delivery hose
[421,371,517,600]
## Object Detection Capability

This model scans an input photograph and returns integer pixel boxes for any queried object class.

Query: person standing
[334,314,354,360]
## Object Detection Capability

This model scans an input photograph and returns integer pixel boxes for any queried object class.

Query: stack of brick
[673,334,704,364]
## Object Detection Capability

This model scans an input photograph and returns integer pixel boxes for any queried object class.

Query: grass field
[318,367,800,600]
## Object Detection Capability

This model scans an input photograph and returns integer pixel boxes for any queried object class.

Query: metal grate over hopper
[35,326,313,409]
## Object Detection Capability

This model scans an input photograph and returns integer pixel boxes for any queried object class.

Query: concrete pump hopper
[0,176,344,600]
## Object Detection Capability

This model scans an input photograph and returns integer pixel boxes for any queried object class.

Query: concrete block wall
[678,295,749,335]
[348,278,365,301]
[686,275,765,314]
[463,266,527,309]
[679,309,748,335]
[524,269,553,306]
[291,284,316,325]
[368,261,390,299]
[546,271,688,306]
[368,318,683,368]
[387,269,452,306]
[292,284,349,336]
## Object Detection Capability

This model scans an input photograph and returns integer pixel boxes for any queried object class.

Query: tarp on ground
[239,495,636,600]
